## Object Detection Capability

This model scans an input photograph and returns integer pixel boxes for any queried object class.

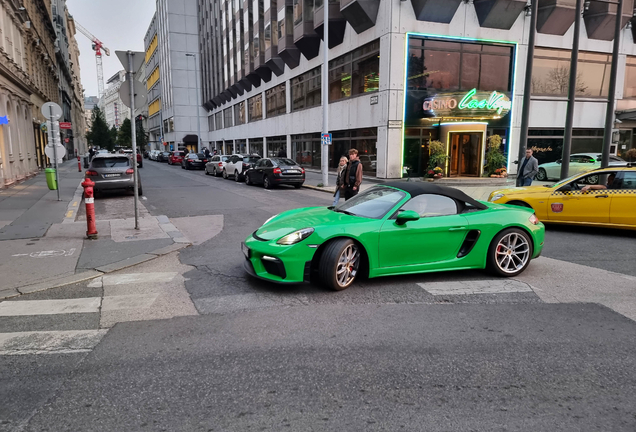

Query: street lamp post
[560,0,585,180]
[186,53,202,152]
[321,0,329,187]
[601,0,624,168]
[517,0,539,186]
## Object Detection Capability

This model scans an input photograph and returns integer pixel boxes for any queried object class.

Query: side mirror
[396,210,420,226]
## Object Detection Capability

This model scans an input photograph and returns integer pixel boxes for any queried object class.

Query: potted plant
[428,140,449,177]
[484,135,507,177]
[433,166,444,179]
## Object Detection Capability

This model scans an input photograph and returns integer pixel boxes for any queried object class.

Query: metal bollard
[81,178,99,239]
[77,155,82,172]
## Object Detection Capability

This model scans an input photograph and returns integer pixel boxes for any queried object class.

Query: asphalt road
[2,159,636,431]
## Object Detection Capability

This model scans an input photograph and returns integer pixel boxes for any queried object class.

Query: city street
[1,161,635,431]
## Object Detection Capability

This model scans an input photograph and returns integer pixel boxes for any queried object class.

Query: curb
[0,242,191,300]
[63,181,84,224]
[302,184,333,194]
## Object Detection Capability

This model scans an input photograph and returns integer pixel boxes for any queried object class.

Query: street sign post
[41,102,63,201]
[117,50,144,230]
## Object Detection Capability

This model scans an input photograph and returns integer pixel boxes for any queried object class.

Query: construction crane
[74,21,110,104]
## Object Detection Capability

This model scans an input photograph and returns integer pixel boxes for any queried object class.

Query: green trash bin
[45,168,57,190]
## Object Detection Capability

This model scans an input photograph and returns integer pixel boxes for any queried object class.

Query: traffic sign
[64,138,70,143]
[45,144,66,162]
[59,122,72,129]
[321,133,332,146]
[115,50,145,74]
[41,102,62,120]
[119,78,147,109]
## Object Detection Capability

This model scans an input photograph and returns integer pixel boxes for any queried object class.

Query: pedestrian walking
[277,147,287,158]
[516,149,539,187]
[204,147,210,159]
[333,156,348,206]
[342,148,363,201]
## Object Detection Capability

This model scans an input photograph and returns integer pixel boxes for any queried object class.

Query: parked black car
[244,157,305,189]
[157,151,171,162]
[181,153,207,170]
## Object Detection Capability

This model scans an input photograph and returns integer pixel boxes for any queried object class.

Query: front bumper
[242,237,315,284]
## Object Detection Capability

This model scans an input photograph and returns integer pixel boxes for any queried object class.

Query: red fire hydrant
[81,178,99,239]
[77,155,82,172]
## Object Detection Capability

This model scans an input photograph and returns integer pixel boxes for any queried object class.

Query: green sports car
[242,182,545,290]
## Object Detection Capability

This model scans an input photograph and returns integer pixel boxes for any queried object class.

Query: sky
[66,0,156,99]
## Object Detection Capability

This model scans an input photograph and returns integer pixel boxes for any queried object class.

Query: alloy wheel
[494,232,530,275]
[336,243,360,288]
[536,168,546,181]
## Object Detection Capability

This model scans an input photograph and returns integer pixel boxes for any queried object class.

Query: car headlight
[277,228,314,245]
[263,214,279,225]
[490,193,504,202]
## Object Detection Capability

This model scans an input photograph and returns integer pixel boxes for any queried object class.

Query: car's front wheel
[223,169,228,179]
[536,168,547,181]
[319,238,361,291]
[245,173,252,185]
[263,175,272,189]
[234,170,241,182]
[487,228,533,277]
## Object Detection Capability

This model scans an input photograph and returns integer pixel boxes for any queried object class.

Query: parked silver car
[86,154,142,196]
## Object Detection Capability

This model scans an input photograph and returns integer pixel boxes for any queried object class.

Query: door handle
[594,195,609,198]
[449,226,467,232]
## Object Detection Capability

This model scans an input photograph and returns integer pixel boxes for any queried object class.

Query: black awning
[616,110,636,121]
[183,134,198,143]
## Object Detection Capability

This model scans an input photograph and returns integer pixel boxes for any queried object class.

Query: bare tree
[532,65,588,96]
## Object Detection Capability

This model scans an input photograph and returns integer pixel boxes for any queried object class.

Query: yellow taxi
[488,165,636,230]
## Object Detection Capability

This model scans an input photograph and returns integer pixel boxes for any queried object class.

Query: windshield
[551,172,590,188]
[92,157,130,168]
[271,158,296,166]
[334,186,406,219]
[244,156,261,163]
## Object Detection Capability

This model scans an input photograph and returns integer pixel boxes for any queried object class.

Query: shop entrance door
[449,132,483,177]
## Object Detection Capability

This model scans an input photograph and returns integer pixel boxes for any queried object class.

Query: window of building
[527,129,605,165]
[292,133,321,168]
[223,107,233,128]
[250,137,264,156]
[531,48,612,98]
[234,101,246,125]
[215,111,223,129]
[329,40,380,102]
[208,115,215,131]
[407,38,513,93]
[623,56,636,99]
[266,135,286,157]
[277,6,293,40]
[291,66,321,111]
[248,94,263,122]
[266,83,286,117]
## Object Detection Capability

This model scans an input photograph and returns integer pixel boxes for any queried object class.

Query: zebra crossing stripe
[0,298,101,316]
[0,330,107,355]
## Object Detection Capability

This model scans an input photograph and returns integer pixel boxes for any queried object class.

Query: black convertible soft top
[383,181,488,210]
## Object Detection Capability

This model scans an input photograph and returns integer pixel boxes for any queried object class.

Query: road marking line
[0,330,107,355]
[417,280,533,296]
[101,294,159,311]
[98,272,179,286]
[72,201,78,207]
[0,297,101,316]
[66,210,74,218]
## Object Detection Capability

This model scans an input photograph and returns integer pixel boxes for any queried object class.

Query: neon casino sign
[422,89,512,119]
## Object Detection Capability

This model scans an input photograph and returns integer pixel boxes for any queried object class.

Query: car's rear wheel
[319,238,361,291]
[263,175,272,189]
[234,170,241,182]
[204,167,209,175]
[536,168,547,181]
[487,228,533,277]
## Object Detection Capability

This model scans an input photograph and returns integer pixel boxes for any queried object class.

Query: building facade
[199,0,636,178]
[66,13,87,156]
[143,0,209,153]
[1,0,45,187]
[103,70,130,129]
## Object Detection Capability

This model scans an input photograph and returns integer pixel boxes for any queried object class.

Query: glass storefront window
[266,136,286,157]
[532,48,612,97]
[236,139,247,154]
[292,133,320,167]
[250,138,264,156]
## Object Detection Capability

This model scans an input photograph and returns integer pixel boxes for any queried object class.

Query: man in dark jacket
[342,148,363,200]
[516,149,539,186]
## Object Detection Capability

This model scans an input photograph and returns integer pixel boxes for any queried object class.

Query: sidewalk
[303,168,550,201]
[0,162,199,300]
